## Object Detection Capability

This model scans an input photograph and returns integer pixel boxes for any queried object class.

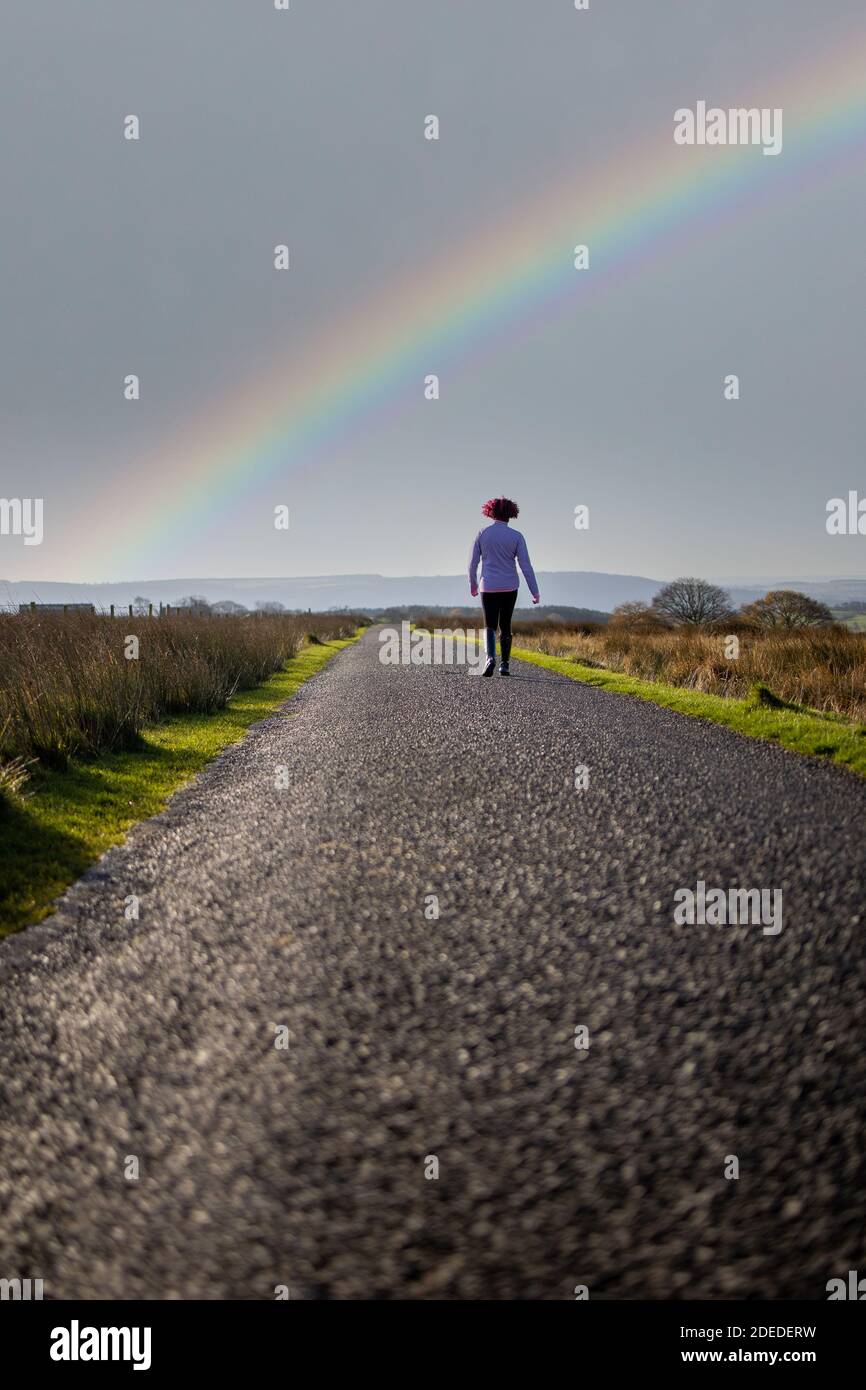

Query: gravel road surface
[1,628,864,1299]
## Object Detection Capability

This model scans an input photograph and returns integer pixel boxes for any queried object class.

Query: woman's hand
[470,586,479,597]
[532,594,540,605]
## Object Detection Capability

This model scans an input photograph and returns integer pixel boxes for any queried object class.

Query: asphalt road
[1,627,865,1300]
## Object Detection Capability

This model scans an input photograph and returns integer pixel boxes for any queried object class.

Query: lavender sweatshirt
[469,521,539,598]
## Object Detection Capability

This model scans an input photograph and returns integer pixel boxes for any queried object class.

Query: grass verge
[512,646,866,779]
[0,637,357,938]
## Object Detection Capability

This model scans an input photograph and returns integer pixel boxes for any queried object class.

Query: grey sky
[1,0,865,585]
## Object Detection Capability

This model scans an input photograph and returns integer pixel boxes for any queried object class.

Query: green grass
[512,645,866,779]
[0,637,357,938]
[832,609,866,631]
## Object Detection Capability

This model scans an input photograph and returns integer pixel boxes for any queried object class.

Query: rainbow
[97,26,866,574]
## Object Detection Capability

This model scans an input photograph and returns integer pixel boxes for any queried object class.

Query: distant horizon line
[3,570,865,588]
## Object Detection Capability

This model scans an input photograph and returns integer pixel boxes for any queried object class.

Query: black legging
[481,589,518,660]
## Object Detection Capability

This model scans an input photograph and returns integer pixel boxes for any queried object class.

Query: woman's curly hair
[481,496,519,521]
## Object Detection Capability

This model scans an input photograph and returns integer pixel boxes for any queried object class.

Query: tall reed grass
[516,623,866,721]
[0,610,359,775]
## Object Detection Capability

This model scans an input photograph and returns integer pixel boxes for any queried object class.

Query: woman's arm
[468,532,481,597]
[516,533,540,604]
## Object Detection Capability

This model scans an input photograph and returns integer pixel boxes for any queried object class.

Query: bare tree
[212,600,249,616]
[608,600,667,630]
[131,595,151,616]
[174,595,212,614]
[740,589,833,629]
[651,577,731,627]
[255,601,285,613]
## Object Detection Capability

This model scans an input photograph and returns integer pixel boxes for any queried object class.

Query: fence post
[128,603,133,617]
[30,601,35,611]
[148,603,153,617]
[110,604,115,617]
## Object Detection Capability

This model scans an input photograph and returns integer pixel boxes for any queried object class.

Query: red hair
[481,496,519,521]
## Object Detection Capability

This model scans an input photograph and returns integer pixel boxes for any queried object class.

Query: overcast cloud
[1,0,864,585]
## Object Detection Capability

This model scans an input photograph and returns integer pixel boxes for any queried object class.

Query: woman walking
[469,497,540,676]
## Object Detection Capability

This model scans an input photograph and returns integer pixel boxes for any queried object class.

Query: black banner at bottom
[1,1298,861,1376]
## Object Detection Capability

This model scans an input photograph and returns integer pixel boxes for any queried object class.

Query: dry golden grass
[0,610,361,772]
[516,623,866,722]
